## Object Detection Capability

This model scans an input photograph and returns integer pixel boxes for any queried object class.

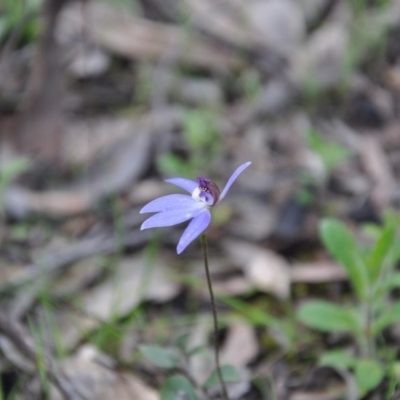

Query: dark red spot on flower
[196,177,220,205]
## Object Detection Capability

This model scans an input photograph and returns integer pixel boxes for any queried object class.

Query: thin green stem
[200,234,229,400]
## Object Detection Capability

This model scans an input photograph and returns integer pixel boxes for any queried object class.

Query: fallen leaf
[54,254,180,350]
[292,21,349,88]
[60,2,240,70]
[224,241,290,299]
[227,195,276,241]
[51,345,159,400]
[221,324,258,367]
[247,0,306,56]
[291,262,347,283]
[82,255,180,320]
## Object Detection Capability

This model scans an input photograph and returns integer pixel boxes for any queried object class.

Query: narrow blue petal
[140,194,194,214]
[140,203,205,230]
[165,178,198,194]
[177,210,211,254]
[219,162,251,202]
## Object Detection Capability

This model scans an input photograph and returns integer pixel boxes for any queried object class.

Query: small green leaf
[385,272,400,290]
[389,361,400,380]
[160,375,198,400]
[221,295,294,348]
[372,301,400,335]
[156,154,193,178]
[366,219,396,281]
[320,219,368,300]
[173,333,189,349]
[183,110,217,149]
[0,157,30,187]
[187,344,206,357]
[139,345,180,369]
[220,296,280,329]
[239,68,262,97]
[203,365,240,390]
[297,300,360,333]
[307,129,350,172]
[319,350,355,370]
[354,359,384,396]
[361,223,382,240]
[10,224,30,241]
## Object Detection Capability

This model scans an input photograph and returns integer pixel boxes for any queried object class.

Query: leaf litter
[1,0,400,398]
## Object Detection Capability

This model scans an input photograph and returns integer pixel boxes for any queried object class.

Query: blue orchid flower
[140,162,251,254]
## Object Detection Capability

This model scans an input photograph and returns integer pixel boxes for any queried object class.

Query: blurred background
[0,0,400,399]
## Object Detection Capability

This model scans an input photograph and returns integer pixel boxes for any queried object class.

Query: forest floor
[1,1,400,399]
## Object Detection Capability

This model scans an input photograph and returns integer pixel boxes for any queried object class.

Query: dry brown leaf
[224,240,290,299]
[53,254,180,350]
[182,0,266,50]
[290,262,347,283]
[220,324,255,398]
[221,324,258,367]
[62,117,139,165]
[4,187,93,217]
[60,2,240,70]
[51,257,107,298]
[67,48,110,78]
[212,276,253,297]
[289,387,348,400]
[187,317,214,386]
[128,179,168,206]
[51,345,159,400]
[227,195,276,241]
[246,0,305,56]
[82,255,180,320]
[4,117,156,217]
[292,21,349,88]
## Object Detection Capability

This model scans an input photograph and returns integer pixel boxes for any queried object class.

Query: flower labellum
[140,161,251,254]
[192,177,220,206]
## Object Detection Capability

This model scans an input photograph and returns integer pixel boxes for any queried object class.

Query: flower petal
[165,178,198,194]
[219,161,251,202]
[140,194,194,214]
[140,202,205,230]
[177,210,211,254]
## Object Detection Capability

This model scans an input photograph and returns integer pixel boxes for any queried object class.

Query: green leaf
[220,296,295,348]
[0,157,30,188]
[372,301,400,335]
[354,359,384,396]
[156,154,193,178]
[203,365,240,390]
[220,296,280,329]
[361,223,382,240]
[160,375,198,400]
[173,333,190,349]
[187,344,206,357]
[0,17,11,42]
[320,219,368,300]
[319,350,355,370]
[385,272,400,290]
[183,110,216,149]
[389,361,400,381]
[366,219,396,281]
[297,300,360,333]
[307,129,350,172]
[139,345,180,369]
[239,68,262,97]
